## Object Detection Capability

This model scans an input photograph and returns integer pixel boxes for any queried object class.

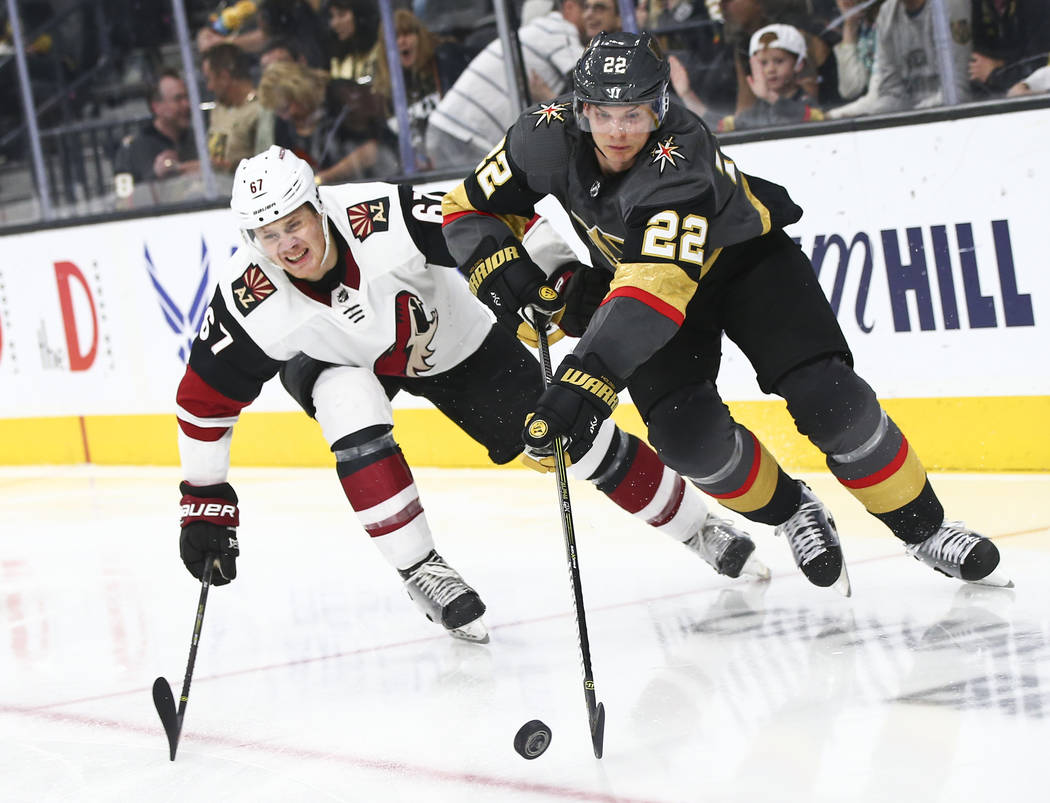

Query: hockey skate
[774,483,851,596]
[906,521,1013,588]
[399,551,489,643]
[683,515,770,580]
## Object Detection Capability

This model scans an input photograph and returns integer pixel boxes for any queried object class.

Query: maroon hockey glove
[553,263,612,337]
[523,354,620,464]
[463,236,563,343]
[179,481,240,585]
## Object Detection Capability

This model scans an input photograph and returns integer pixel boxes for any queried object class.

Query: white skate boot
[683,515,770,580]
[907,521,1013,587]
[399,551,489,643]
[774,482,851,596]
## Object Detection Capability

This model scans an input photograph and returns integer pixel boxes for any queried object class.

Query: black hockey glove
[464,236,564,346]
[179,481,240,585]
[552,263,612,338]
[522,354,621,471]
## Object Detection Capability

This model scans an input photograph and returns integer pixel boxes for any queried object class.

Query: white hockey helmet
[231,145,323,233]
[230,145,332,267]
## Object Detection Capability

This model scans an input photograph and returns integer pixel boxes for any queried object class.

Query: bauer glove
[552,263,612,338]
[463,236,565,346]
[522,354,620,470]
[179,481,240,585]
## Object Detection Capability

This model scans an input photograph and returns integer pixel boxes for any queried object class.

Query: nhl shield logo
[232,264,277,315]
[346,197,390,241]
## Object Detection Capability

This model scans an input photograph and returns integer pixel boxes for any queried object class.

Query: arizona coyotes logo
[531,101,568,128]
[346,197,390,241]
[373,291,438,377]
[650,136,685,174]
[231,264,276,314]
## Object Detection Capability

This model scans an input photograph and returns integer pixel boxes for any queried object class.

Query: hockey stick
[532,314,606,760]
[152,555,215,761]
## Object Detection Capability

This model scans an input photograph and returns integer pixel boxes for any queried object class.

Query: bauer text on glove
[179,481,240,585]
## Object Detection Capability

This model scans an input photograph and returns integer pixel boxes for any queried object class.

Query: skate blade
[740,553,771,581]
[968,568,1014,589]
[832,562,852,598]
[449,619,490,644]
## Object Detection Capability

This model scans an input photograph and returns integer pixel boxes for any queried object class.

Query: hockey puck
[513,719,552,759]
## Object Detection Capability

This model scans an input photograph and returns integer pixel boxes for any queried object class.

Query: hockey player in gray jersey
[441,32,1011,593]
[175,146,769,645]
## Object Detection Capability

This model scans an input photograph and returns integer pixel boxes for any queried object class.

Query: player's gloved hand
[521,354,620,472]
[552,263,612,338]
[465,236,564,346]
[179,481,240,585]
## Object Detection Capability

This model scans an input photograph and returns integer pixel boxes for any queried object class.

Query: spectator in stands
[389,9,470,169]
[968,0,1050,98]
[666,0,833,126]
[426,0,588,168]
[201,43,276,173]
[718,22,824,130]
[828,0,972,119]
[582,0,621,40]
[1007,61,1050,96]
[198,0,326,68]
[326,0,388,91]
[257,59,396,184]
[260,35,308,69]
[832,0,885,101]
[113,69,200,183]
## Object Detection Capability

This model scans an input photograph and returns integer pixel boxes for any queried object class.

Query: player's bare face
[584,104,653,174]
[254,205,331,281]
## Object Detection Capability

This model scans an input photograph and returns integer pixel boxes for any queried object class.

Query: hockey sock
[574,424,708,541]
[689,426,802,526]
[332,429,436,569]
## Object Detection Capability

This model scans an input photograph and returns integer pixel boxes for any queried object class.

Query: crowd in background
[1,0,1049,217]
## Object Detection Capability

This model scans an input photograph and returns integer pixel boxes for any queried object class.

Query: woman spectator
[257,59,397,184]
[389,9,469,169]
[326,0,389,95]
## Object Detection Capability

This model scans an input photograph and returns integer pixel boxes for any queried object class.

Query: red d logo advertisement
[54,261,98,371]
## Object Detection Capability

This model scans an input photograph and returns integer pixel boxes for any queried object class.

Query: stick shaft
[177,557,214,722]
[533,319,603,751]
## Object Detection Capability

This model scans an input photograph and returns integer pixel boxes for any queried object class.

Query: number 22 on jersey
[641,211,708,266]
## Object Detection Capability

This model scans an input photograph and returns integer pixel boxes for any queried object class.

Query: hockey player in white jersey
[175,146,768,644]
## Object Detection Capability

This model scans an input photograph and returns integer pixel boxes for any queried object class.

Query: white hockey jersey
[176,182,495,484]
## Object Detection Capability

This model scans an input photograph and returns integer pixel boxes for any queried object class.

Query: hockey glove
[464,236,564,346]
[522,354,620,471]
[179,481,240,585]
[552,263,612,338]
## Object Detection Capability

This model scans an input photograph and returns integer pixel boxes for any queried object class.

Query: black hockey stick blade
[152,676,181,761]
[590,701,606,759]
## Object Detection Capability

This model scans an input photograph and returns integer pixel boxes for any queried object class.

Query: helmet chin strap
[318,210,333,271]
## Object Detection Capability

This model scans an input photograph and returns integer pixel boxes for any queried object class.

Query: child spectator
[718,23,824,130]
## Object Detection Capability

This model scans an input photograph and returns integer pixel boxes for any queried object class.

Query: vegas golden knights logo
[346,197,390,241]
[231,264,276,315]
